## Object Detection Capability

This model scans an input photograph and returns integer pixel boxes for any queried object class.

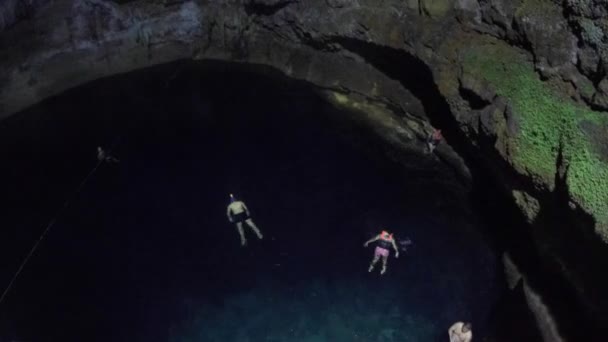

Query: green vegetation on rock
[461,41,608,235]
[579,18,605,46]
[515,0,560,18]
[420,0,452,18]
[578,77,596,100]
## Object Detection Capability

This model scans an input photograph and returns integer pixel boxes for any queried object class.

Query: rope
[0,145,116,306]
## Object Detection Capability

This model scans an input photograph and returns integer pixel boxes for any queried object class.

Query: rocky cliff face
[1,0,608,339]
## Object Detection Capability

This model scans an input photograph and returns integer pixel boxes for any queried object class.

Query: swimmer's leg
[369,254,380,272]
[380,255,389,275]
[236,222,247,246]
[245,219,263,239]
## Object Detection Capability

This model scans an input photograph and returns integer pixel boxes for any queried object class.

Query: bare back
[227,201,247,215]
[449,322,472,342]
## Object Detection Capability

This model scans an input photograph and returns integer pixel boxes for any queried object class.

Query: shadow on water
[0,61,503,341]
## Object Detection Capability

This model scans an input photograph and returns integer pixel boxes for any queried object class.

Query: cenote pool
[0,62,503,342]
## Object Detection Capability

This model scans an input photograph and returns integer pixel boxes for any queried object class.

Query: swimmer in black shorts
[226,194,263,246]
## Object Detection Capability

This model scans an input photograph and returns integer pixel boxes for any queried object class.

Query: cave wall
[1,0,608,339]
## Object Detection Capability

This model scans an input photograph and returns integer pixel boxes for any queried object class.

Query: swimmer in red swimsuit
[364,230,399,275]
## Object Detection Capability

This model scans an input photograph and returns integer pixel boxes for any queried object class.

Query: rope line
[0,153,109,306]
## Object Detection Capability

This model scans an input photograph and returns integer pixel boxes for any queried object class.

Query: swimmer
[97,146,119,163]
[226,194,263,246]
[364,230,399,275]
[427,128,443,154]
[448,321,473,342]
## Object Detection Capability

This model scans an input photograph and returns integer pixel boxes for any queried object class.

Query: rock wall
[1,0,608,339]
[0,0,50,32]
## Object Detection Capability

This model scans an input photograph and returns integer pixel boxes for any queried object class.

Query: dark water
[0,62,502,342]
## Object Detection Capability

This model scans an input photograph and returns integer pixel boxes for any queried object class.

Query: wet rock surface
[1,0,608,340]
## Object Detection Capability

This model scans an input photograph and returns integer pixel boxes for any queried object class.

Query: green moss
[421,0,452,18]
[580,18,605,46]
[515,0,560,18]
[566,0,596,17]
[462,41,608,232]
[578,77,596,100]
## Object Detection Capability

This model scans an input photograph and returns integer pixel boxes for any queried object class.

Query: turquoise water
[169,206,497,342]
[173,277,437,342]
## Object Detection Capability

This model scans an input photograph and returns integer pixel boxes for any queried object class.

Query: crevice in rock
[561,2,606,85]
[327,38,476,185]
[243,0,295,16]
[324,37,538,192]
[329,39,441,112]
[325,38,470,153]
[109,0,139,4]
[313,38,527,222]
[520,151,603,341]
[459,87,492,110]
[292,28,341,52]
[0,0,46,32]
[533,133,608,340]
[509,18,535,54]
[555,135,569,187]
[161,0,193,6]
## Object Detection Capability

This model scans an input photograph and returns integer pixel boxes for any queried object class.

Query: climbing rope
[0,142,120,307]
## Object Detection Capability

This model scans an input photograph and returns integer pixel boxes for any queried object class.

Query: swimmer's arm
[226,206,232,221]
[364,236,379,246]
[448,324,460,342]
[448,330,455,342]
[391,239,399,255]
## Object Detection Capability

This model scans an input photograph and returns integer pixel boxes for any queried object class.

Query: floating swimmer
[226,194,263,246]
[448,321,472,342]
[364,230,399,275]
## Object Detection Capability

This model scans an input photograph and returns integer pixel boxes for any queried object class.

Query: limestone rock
[455,0,481,23]
[0,0,50,32]
[325,0,354,9]
[512,1,578,76]
[502,252,522,290]
[523,282,566,342]
[478,0,522,35]
[591,77,608,109]
[459,72,496,104]
[512,190,541,224]
[577,45,601,77]
[420,0,452,18]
